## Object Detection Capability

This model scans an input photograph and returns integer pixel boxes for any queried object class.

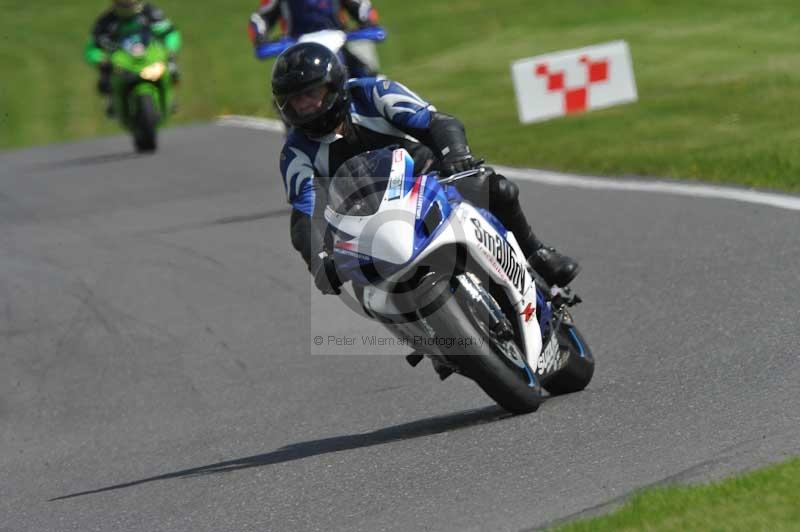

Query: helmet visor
[275,81,341,129]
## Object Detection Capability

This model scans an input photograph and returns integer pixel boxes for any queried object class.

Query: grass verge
[551,457,800,531]
[2,0,799,191]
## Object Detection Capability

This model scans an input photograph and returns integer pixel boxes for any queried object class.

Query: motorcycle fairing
[327,149,452,285]
[327,149,544,369]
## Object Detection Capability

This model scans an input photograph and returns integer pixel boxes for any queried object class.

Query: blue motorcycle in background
[255,26,387,76]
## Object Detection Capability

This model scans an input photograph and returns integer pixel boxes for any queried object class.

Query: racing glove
[311,252,342,295]
[423,112,476,177]
[168,55,181,83]
[440,152,476,177]
[248,13,269,45]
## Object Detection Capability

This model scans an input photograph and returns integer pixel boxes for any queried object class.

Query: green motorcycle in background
[106,32,175,152]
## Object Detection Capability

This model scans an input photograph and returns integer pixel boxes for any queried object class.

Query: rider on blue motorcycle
[272,43,580,294]
[248,0,379,76]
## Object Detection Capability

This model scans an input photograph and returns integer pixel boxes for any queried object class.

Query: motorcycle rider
[84,0,182,115]
[273,43,580,294]
[248,0,379,76]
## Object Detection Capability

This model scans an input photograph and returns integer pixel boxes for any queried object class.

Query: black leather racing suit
[280,77,579,290]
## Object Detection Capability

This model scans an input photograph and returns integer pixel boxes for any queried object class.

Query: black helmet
[113,0,144,17]
[271,43,350,137]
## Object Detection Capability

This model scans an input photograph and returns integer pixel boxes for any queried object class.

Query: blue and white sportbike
[325,148,594,414]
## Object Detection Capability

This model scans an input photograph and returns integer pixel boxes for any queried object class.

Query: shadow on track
[51,405,510,502]
[33,151,143,171]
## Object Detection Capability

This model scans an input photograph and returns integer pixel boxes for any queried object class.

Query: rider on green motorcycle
[84,1,182,115]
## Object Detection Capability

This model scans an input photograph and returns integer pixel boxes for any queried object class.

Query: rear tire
[542,322,594,395]
[133,94,159,153]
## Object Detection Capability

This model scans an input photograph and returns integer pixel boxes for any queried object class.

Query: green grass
[551,457,800,531]
[0,0,276,146]
[2,1,800,190]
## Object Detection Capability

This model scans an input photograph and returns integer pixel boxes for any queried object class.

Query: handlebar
[255,37,295,59]
[437,160,488,184]
[343,26,387,43]
[255,26,387,60]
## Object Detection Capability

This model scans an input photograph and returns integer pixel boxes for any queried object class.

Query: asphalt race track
[1,124,799,532]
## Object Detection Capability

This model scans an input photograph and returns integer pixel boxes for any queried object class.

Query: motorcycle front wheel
[133,94,159,153]
[541,320,594,395]
[424,272,544,414]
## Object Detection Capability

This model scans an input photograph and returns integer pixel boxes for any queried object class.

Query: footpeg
[550,286,582,307]
[492,320,514,341]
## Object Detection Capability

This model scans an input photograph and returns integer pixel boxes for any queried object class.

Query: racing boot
[516,229,580,286]
[527,244,580,287]
[476,170,581,286]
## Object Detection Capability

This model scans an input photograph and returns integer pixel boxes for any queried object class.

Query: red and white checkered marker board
[511,40,638,124]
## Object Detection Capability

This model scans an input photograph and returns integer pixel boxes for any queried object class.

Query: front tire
[542,322,594,395]
[133,94,159,153]
[430,273,544,414]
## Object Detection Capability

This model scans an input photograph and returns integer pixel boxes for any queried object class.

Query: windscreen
[121,31,151,55]
[328,149,396,217]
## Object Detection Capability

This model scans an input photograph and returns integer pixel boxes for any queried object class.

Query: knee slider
[490,174,519,206]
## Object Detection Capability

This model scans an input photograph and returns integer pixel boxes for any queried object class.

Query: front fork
[130,82,164,119]
[111,79,167,129]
